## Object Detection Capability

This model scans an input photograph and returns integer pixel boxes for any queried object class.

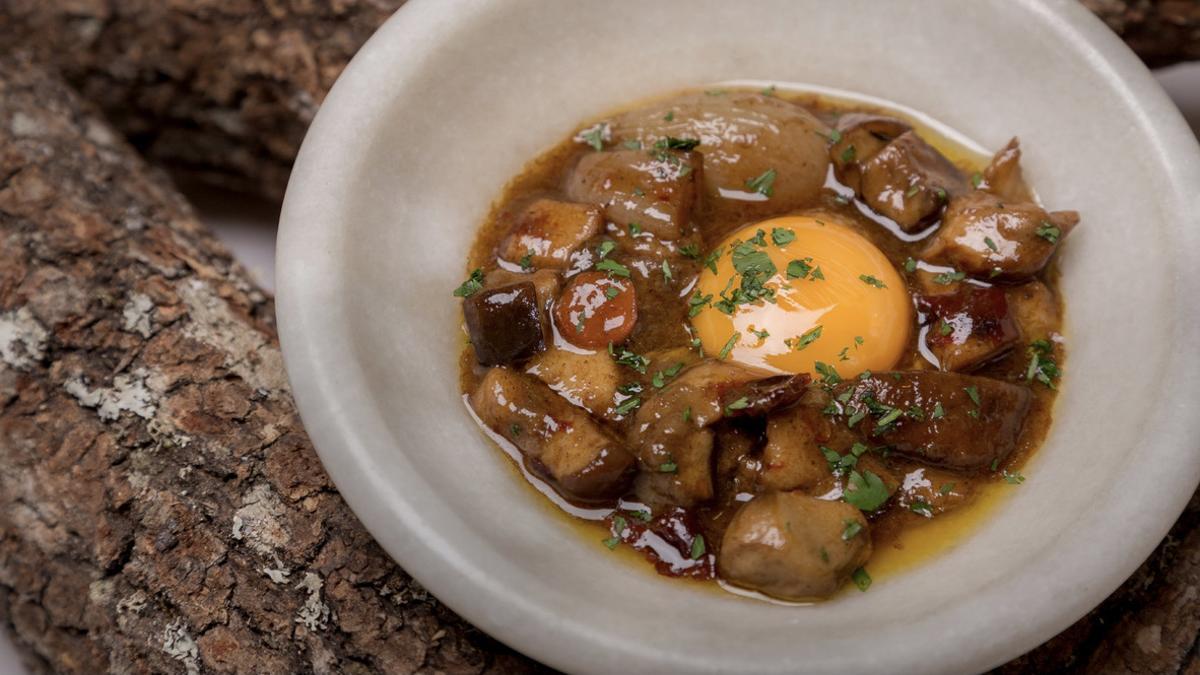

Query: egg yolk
[692,216,910,377]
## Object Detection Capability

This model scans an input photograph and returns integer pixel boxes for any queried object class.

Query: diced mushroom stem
[718,492,872,600]
[470,367,636,503]
[499,198,603,269]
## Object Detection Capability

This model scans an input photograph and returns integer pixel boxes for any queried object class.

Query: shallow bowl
[276,1,1200,672]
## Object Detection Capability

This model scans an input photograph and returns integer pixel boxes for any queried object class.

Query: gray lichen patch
[121,292,156,338]
[64,367,160,421]
[230,483,290,556]
[177,278,287,392]
[295,572,330,632]
[0,306,48,370]
[161,619,200,675]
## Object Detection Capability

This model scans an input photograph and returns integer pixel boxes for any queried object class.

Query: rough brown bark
[0,0,405,201]
[0,0,1196,202]
[1082,0,1200,68]
[0,54,540,674]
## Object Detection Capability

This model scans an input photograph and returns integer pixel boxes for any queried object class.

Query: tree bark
[0,54,539,674]
[0,0,1196,202]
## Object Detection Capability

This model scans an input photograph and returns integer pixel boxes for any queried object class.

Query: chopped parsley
[789,325,823,351]
[814,361,841,385]
[1036,221,1062,244]
[703,248,722,274]
[787,258,814,279]
[654,136,701,151]
[851,567,872,592]
[580,124,607,151]
[602,535,620,550]
[1025,339,1061,389]
[970,172,983,188]
[984,236,999,252]
[622,139,643,150]
[939,482,956,495]
[771,227,796,246]
[614,396,641,415]
[905,184,921,198]
[932,402,945,419]
[843,470,889,511]
[874,407,903,432]
[938,320,953,336]
[725,397,750,414]
[605,286,620,300]
[596,259,631,278]
[452,268,485,297]
[751,328,770,340]
[745,168,778,197]
[910,501,934,517]
[597,240,616,259]
[608,343,650,373]
[690,535,707,559]
[663,111,675,121]
[688,292,713,317]
[932,270,966,285]
[837,347,850,362]
[963,385,981,406]
[679,243,701,259]
[1003,470,1026,484]
[811,266,825,280]
[659,459,678,473]
[859,274,887,289]
[718,332,741,360]
[509,424,521,437]
[662,259,673,283]
[629,222,642,235]
[760,84,777,97]
[842,519,863,541]
[519,250,534,270]
[904,257,917,273]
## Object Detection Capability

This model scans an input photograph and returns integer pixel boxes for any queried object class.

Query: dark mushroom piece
[463,282,546,366]
[918,284,1020,372]
[470,367,636,503]
[832,371,1031,471]
[829,113,912,193]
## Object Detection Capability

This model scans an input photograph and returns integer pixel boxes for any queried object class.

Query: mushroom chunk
[499,198,603,269]
[923,191,1079,282]
[719,492,871,600]
[919,285,1019,372]
[760,405,833,493]
[630,361,808,508]
[856,131,968,231]
[833,371,1031,470]
[463,282,546,366]
[829,113,912,193]
[526,348,623,423]
[979,137,1034,202]
[470,367,635,502]
[1005,280,1060,342]
[566,149,701,240]
[607,92,831,237]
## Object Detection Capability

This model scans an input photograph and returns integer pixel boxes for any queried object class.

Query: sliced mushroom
[470,367,635,503]
[499,198,603,269]
[718,491,871,600]
[630,361,808,508]
[979,137,1034,203]
[857,131,968,230]
[923,191,1079,282]
[829,113,912,193]
[833,371,1031,470]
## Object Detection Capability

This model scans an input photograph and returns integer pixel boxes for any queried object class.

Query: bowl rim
[276,0,1200,672]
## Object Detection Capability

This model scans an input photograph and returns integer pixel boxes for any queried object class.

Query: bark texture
[0,0,405,200]
[0,54,538,674]
[0,0,1196,202]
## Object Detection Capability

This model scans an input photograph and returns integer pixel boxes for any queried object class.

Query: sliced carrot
[553,270,638,349]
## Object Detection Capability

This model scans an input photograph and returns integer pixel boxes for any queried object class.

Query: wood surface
[0,1,1197,672]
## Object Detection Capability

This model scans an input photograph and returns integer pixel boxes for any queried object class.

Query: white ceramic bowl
[276,1,1200,672]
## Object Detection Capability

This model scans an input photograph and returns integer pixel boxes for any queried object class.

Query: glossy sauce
[458,83,1064,598]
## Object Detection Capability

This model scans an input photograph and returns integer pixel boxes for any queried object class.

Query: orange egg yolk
[692,216,910,377]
